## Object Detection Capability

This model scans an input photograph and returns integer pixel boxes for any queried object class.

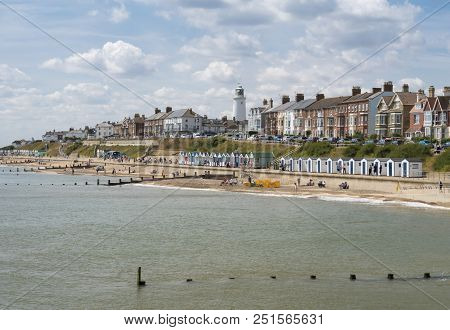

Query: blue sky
[0,0,449,145]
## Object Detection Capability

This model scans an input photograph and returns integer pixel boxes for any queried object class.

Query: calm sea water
[0,165,449,310]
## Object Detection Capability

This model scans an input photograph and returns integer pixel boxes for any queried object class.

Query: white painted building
[163,109,203,136]
[64,128,88,140]
[95,122,115,139]
[233,84,246,121]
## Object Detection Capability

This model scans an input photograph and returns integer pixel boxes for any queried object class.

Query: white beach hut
[287,157,295,172]
[360,158,368,175]
[296,157,304,172]
[372,158,386,176]
[400,159,423,178]
[315,158,327,173]
[386,159,395,177]
[279,157,286,170]
[307,158,314,173]
[248,153,255,168]
[326,158,334,174]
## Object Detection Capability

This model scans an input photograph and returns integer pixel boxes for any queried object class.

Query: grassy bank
[11,138,448,172]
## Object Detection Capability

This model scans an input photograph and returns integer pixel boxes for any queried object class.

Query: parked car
[376,139,386,145]
[442,141,450,149]
[418,140,432,146]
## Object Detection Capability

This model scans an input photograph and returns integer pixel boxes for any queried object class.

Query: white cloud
[257,67,290,82]
[109,2,130,23]
[204,87,231,97]
[153,87,175,98]
[41,41,162,77]
[257,84,281,93]
[398,78,424,91]
[181,32,261,58]
[171,62,192,72]
[193,61,236,82]
[0,64,30,84]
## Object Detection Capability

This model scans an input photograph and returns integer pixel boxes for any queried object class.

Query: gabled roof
[305,96,351,110]
[434,96,450,111]
[393,92,419,106]
[264,101,297,113]
[147,111,171,121]
[341,92,374,103]
[291,98,316,110]
[165,109,196,119]
[424,97,437,110]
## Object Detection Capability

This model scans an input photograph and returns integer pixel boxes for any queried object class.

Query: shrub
[375,145,394,158]
[300,142,334,157]
[388,144,431,160]
[432,149,450,172]
[356,143,376,157]
[343,145,360,157]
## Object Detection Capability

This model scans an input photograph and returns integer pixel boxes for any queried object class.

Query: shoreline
[133,179,449,211]
[1,157,449,210]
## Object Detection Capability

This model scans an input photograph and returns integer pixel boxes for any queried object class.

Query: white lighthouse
[233,84,246,121]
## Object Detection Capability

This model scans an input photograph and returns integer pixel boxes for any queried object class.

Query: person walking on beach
[368,165,372,176]
[439,180,443,192]
[343,166,347,174]
[294,182,298,192]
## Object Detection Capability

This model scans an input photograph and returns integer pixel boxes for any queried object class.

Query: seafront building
[38,82,449,142]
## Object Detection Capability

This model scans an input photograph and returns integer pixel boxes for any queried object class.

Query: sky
[0,0,449,145]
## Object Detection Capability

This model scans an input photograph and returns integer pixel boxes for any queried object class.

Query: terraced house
[302,94,350,138]
[375,84,420,138]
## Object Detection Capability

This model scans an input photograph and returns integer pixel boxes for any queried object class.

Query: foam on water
[133,183,449,211]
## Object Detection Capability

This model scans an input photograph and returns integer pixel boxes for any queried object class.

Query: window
[414,114,420,124]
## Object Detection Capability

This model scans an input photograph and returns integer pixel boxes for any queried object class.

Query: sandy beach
[2,156,449,209]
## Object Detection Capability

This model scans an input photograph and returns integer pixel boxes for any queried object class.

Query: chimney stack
[295,93,304,102]
[418,89,424,95]
[372,87,382,93]
[383,81,393,92]
[443,86,450,97]
[263,98,268,106]
[428,86,435,98]
[269,98,273,108]
[155,108,161,114]
[402,84,409,93]
[165,106,172,113]
[352,86,361,96]
[282,95,290,104]
[316,93,324,101]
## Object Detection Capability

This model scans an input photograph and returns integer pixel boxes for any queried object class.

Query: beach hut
[326,158,334,174]
[296,157,304,172]
[287,157,295,172]
[372,158,389,176]
[253,152,274,169]
[279,157,286,170]
[315,158,327,173]
[386,159,395,177]
[360,158,368,175]
[336,158,351,174]
[306,158,314,173]
[400,159,422,178]
[230,153,235,167]
[348,158,362,175]
[248,153,255,168]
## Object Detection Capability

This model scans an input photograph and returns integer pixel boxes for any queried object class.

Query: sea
[0,165,449,310]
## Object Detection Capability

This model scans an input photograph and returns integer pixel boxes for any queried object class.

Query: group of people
[339,182,350,190]
[220,178,238,186]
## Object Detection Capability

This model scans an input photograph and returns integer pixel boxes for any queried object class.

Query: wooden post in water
[137,267,146,286]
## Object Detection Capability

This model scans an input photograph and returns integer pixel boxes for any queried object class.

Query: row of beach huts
[278,157,423,178]
[178,151,423,178]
